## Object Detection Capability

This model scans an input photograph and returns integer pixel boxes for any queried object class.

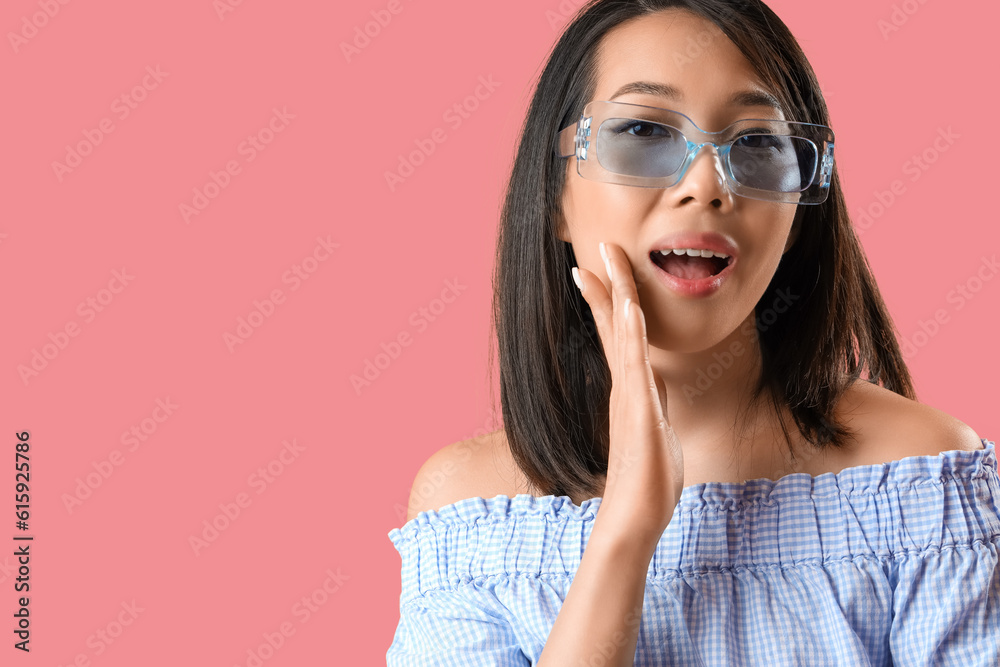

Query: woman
[387,1,999,664]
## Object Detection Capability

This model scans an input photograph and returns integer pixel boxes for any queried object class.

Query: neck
[648,310,796,470]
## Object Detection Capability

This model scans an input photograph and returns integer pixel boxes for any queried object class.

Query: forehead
[592,9,783,122]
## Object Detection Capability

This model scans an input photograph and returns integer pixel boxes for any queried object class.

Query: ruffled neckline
[390,439,996,542]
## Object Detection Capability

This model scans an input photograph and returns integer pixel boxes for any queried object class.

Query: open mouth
[650,250,732,281]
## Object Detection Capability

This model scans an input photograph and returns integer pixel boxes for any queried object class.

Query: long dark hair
[487,0,915,502]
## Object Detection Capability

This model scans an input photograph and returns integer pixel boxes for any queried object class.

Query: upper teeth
[658,248,730,259]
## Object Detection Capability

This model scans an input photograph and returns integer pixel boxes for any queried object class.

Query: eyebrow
[608,81,782,111]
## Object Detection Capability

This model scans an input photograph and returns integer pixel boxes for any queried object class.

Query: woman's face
[559,8,802,354]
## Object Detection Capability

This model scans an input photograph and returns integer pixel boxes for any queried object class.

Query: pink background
[2,0,996,664]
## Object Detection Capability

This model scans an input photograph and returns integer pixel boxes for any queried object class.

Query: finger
[636,302,670,427]
[603,243,639,385]
[599,241,616,343]
[599,242,624,384]
[603,242,640,308]
[624,294,651,409]
[614,263,668,432]
[572,265,614,366]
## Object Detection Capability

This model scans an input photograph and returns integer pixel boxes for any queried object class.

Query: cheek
[563,182,647,256]
[740,211,797,292]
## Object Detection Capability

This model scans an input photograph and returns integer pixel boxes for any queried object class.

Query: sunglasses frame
[555,100,836,204]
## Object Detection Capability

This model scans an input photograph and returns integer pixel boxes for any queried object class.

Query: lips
[651,251,730,280]
[646,230,739,297]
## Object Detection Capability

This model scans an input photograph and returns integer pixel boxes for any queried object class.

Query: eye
[613,120,673,138]
[735,132,783,149]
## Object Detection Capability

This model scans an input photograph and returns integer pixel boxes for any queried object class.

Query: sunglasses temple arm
[556,124,576,158]
[817,143,835,186]
[556,116,592,158]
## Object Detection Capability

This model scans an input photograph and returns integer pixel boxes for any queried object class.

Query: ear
[555,211,571,243]
[783,207,804,254]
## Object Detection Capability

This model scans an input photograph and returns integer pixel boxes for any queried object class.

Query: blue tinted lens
[729,134,817,192]
[598,119,687,179]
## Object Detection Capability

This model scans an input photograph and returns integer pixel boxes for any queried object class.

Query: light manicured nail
[599,242,613,281]
[571,266,584,293]
[624,297,631,319]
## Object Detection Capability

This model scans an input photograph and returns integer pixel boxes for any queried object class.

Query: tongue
[660,254,719,280]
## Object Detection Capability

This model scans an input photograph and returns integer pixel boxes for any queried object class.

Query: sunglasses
[556,100,836,204]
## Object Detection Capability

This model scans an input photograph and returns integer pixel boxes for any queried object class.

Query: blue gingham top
[386,439,1000,666]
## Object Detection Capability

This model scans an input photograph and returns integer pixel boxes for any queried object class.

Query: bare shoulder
[839,379,984,465]
[403,429,535,523]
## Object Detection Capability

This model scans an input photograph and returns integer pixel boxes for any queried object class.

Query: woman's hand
[573,241,685,545]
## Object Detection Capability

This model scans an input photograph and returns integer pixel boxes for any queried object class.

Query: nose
[666,143,734,210]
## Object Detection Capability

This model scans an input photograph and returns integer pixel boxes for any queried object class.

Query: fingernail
[599,242,613,281]
[624,297,631,319]
[571,266,584,293]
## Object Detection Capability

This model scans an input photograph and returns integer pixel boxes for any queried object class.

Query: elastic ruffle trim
[388,440,999,602]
